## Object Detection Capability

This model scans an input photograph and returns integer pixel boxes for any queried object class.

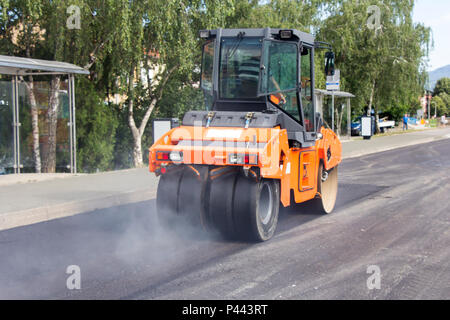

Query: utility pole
[326,70,339,133]
[331,91,335,132]
[434,95,437,118]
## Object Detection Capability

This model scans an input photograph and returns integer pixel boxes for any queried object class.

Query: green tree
[433,78,450,96]
[114,0,237,167]
[234,0,325,30]
[0,0,134,172]
[318,0,431,132]
[430,95,448,117]
[431,78,450,116]
[0,0,114,171]
[76,78,118,172]
[0,0,435,173]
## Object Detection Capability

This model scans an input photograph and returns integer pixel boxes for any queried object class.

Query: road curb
[0,189,157,231]
[342,136,448,160]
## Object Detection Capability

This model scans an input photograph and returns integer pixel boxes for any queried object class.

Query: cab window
[219,37,262,99]
[259,40,298,96]
[301,48,315,132]
[201,40,215,93]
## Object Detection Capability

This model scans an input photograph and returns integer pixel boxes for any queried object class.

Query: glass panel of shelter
[22,79,70,173]
[0,79,14,174]
[0,78,72,174]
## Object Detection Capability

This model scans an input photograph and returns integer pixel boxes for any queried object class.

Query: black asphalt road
[1,139,449,299]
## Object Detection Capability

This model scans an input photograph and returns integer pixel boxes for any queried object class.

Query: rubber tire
[310,163,338,214]
[156,168,184,228]
[233,176,280,242]
[208,170,239,239]
[177,166,209,228]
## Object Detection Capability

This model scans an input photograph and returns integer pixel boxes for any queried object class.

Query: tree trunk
[367,80,380,134]
[127,64,143,167]
[24,76,41,173]
[133,135,143,168]
[368,80,375,116]
[128,91,144,168]
[374,105,380,134]
[127,65,177,167]
[23,34,41,173]
[43,76,61,173]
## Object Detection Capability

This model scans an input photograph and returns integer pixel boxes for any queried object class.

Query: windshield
[259,40,298,96]
[219,37,262,99]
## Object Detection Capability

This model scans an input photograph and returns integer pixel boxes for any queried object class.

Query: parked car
[378,118,396,133]
[351,121,362,136]
[351,117,395,136]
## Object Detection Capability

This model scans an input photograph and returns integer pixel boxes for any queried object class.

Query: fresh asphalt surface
[1,139,449,299]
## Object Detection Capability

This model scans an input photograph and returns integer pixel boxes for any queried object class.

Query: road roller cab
[149,28,342,242]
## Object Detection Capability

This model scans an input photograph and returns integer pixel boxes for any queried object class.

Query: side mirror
[325,51,335,76]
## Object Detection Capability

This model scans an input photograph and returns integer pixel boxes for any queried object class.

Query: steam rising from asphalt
[112,199,220,268]
[0,199,222,299]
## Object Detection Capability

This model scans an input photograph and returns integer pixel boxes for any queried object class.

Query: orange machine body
[149,125,341,208]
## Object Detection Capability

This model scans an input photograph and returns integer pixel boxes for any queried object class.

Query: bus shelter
[0,55,88,174]
[315,89,355,138]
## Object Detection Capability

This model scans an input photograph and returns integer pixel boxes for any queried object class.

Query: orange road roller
[149,28,342,242]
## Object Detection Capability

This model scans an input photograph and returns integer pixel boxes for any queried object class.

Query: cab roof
[205,28,315,46]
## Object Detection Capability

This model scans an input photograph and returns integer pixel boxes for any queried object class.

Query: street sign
[326,69,340,91]
[417,109,424,119]
[361,116,373,140]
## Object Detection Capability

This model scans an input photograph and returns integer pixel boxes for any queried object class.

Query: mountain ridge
[428,65,450,90]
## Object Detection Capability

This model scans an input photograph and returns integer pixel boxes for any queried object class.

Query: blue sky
[413,0,450,71]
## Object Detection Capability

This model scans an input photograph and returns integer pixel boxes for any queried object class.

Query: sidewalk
[342,127,450,159]
[1,127,450,231]
[0,169,158,231]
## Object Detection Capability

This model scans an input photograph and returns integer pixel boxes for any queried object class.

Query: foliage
[76,78,118,172]
[0,0,434,171]
[430,95,448,117]
[317,0,431,119]
[431,78,449,116]
[433,78,450,97]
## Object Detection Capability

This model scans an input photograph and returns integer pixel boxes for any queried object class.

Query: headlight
[228,153,258,165]
[169,151,183,162]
